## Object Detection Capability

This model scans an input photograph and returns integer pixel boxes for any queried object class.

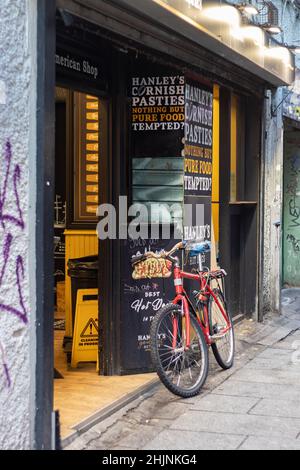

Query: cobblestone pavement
[66,289,300,451]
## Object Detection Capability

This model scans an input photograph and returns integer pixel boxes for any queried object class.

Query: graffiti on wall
[283,135,300,286]
[0,140,28,387]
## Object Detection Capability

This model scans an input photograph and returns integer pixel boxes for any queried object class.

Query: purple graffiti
[0,140,27,387]
[0,141,24,229]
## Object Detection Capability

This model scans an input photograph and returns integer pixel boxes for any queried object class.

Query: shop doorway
[53,85,104,436]
[218,90,260,320]
[52,80,157,440]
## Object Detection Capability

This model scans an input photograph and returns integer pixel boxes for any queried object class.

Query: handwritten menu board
[120,237,176,373]
[74,93,99,223]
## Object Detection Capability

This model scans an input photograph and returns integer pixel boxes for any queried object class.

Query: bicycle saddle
[185,241,211,257]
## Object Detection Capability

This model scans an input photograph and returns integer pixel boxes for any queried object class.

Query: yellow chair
[71,289,99,368]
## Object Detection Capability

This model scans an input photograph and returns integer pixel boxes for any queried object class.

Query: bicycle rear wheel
[209,289,235,370]
[150,304,209,398]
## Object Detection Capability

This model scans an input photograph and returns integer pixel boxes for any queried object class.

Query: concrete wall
[0,0,37,449]
[228,0,300,314]
[262,88,285,314]
[261,3,300,314]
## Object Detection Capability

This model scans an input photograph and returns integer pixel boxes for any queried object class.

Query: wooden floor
[54,330,156,439]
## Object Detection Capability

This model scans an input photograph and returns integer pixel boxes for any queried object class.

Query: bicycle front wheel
[150,304,209,398]
[209,289,235,370]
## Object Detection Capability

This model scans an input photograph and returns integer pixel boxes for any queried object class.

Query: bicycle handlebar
[131,242,184,266]
[131,240,211,266]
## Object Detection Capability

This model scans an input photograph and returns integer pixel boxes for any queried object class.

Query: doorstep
[60,375,160,449]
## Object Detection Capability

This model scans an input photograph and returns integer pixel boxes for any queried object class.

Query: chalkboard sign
[120,236,177,373]
[120,66,213,373]
[119,62,185,373]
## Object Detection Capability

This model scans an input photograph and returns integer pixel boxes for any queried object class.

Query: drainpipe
[258,89,268,322]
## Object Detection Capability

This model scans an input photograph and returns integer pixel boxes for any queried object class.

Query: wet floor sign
[71,289,99,368]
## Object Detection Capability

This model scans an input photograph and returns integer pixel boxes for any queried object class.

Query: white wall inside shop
[0,0,37,449]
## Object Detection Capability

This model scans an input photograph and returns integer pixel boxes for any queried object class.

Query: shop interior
[53,84,156,440]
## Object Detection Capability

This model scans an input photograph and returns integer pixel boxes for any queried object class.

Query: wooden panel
[54,331,156,439]
[64,230,98,337]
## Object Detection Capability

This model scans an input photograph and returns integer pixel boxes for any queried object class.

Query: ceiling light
[203,6,241,27]
[231,25,265,46]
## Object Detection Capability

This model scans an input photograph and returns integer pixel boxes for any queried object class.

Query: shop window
[132,157,184,226]
[73,92,100,223]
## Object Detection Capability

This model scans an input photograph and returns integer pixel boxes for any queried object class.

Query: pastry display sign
[132,257,173,280]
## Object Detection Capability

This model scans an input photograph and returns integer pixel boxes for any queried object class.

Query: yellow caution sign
[71,289,99,369]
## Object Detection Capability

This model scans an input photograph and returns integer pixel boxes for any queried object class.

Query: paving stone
[110,446,133,450]
[143,429,245,451]
[257,326,300,347]
[232,366,300,386]
[246,355,300,370]
[214,380,300,400]
[240,436,300,451]
[170,410,300,439]
[116,424,165,450]
[190,394,259,414]
[255,348,294,357]
[250,398,300,419]
[149,402,192,420]
[274,341,300,350]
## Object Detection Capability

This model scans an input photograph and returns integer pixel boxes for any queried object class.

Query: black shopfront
[35,0,294,448]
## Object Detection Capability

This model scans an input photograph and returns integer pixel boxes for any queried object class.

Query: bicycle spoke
[210,292,234,367]
[156,313,205,390]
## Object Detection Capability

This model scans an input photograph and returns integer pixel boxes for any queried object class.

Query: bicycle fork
[172,296,191,351]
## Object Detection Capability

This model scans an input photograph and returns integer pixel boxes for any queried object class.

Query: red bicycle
[132,241,235,398]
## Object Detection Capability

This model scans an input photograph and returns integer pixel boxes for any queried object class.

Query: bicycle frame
[172,265,231,349]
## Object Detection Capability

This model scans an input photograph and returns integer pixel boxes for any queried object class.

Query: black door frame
[35,0,56,450]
